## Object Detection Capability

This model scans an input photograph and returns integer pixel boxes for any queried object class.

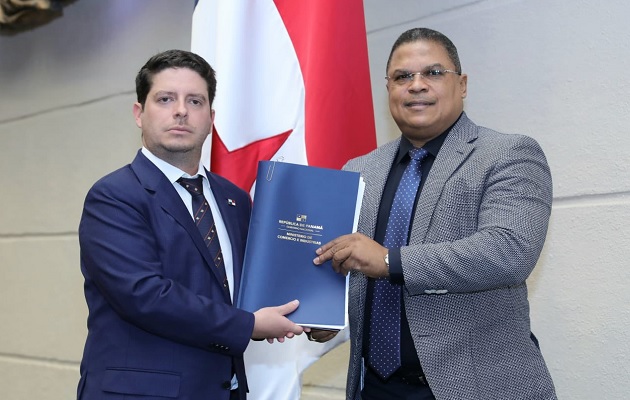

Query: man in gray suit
[312,28,557,399]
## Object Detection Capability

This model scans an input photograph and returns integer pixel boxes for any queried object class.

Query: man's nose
[408,73,429,90]
[174,100,188,119]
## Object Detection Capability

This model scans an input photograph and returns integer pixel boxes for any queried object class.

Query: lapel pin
[227,199,236,206]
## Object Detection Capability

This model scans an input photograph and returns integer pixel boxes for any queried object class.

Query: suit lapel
[130,152,231,299]
[357,139,401,239]
[206,171,244,304]
[409,113,478,244]
[352,140,401,328]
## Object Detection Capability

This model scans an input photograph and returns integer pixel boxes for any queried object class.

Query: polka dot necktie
[368,147,429,380]
[177,176,230,293]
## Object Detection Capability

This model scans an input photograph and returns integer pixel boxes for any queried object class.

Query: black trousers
[361,367,435,400]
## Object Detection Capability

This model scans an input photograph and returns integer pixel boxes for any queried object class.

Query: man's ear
[133,102,143,128]
[459,74,468,99]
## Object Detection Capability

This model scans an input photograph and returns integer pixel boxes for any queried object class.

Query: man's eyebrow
[152,91,207,100]
[391,63,446,73]
[390,68,412,74]
[153,90,175,97]
[187,93,208,100]
[422,63,446,69]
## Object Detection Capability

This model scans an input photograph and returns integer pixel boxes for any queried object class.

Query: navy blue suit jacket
[77,151,254,400]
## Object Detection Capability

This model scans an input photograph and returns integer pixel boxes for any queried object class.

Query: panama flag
[192,0,376,398]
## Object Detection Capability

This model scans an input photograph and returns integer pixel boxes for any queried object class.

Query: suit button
[221,381,231,389]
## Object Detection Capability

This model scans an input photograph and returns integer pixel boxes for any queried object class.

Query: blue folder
[237,161,364,329]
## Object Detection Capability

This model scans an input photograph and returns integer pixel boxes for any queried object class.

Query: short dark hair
[386,28,461,74]
[135,49,217,107]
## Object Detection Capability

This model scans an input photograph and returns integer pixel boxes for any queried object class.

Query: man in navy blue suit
[76,49,305,400]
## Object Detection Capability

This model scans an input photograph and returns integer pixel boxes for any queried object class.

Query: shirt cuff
[388,248,404,284]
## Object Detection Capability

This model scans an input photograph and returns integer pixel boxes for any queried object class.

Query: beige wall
[2,0,630,399]
[0,1,196,399]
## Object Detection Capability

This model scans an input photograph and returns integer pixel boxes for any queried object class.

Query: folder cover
[237,161,364,329]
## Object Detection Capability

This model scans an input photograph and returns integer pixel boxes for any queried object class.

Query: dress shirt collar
[396,112,462,162]
[141,147,208,183]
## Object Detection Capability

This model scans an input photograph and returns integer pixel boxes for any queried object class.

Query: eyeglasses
[386,67,461,86]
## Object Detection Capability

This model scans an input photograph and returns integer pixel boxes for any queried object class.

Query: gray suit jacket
[344,113,557,399]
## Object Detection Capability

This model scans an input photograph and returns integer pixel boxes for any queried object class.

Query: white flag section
[241,330,350,399]
[192,0,375,398]
[193,0,306,181]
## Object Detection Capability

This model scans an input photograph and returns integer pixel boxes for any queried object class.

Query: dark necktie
[368,147,429,380]
[177,176,229,292]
